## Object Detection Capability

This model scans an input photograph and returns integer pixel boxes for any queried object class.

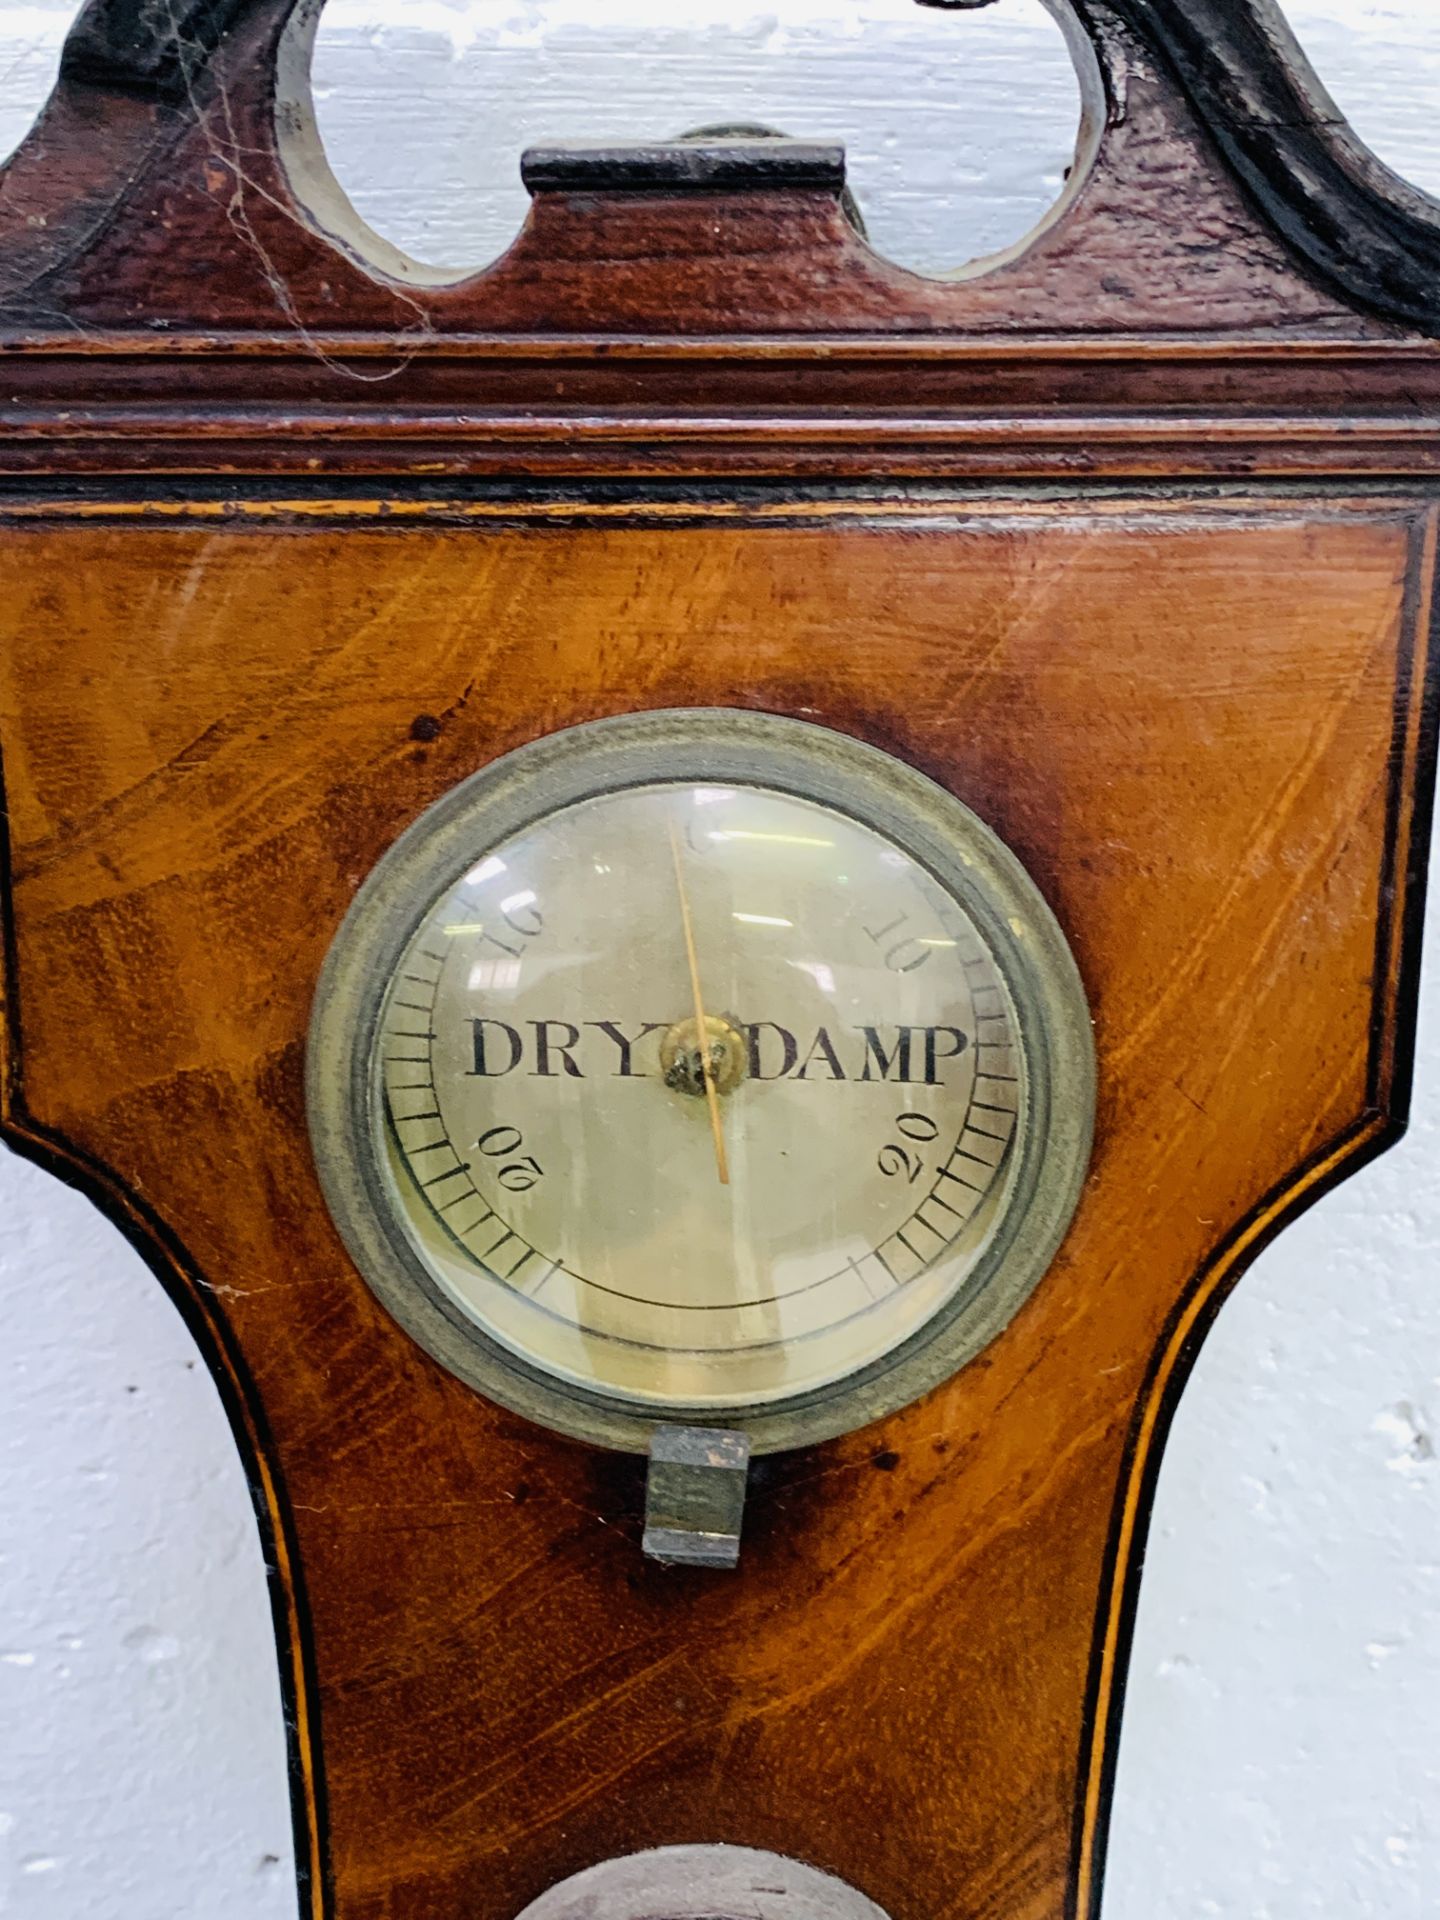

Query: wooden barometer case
[3,2,1439,1916]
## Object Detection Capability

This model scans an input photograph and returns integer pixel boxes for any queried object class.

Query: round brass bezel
[306,709,1095,1455]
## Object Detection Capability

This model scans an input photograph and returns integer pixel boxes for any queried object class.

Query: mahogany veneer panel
[1,494,1432,1920]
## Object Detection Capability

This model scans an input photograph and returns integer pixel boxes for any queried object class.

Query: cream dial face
[374,780,1026,1412]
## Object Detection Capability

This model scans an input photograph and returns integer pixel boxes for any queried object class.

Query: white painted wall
[2,3,1439,1916]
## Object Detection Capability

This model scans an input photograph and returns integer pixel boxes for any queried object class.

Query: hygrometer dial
[307,711,1093,1453]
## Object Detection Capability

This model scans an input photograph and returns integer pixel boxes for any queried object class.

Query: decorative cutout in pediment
[1,0,1438,343]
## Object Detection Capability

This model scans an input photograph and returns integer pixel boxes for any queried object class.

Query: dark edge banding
[1377,508,1440,1121]
[0,728,333,1920]
[1070,504,1440,1919]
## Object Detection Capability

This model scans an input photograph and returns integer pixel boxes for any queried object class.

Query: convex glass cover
[307,711,1094,1451]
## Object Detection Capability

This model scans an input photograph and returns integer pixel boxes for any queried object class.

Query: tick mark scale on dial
[914,1200,969,1241]
[384,898,1013,1336]
[960,1127,1007,1167]
[473,1224,523,1264]
[441,1190,492,1218]
[920,1190,969,1222]
[430,1182,475,1213]
[487,1237,535,1281]
[364,758,1057,1408]
[513,1258,560,1297]
[848,1255,882,1302]
[938,1162,989,1195]
[953,1148,1000,1179]
[387,1015,1016,1345]
[451,1204,501,1239]
[420,1164,467,1190]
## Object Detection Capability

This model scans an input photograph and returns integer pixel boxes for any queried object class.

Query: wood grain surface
[3,0,1436,342]
[1,494,1434,1920]
[0,0,1377,339]
[5,0,1440,494]
[5,1,1440,1914]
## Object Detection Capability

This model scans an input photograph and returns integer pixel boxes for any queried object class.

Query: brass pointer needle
[669,820,730,1187]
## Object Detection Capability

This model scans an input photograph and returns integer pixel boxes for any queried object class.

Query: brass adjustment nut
[660,1013,749,1098]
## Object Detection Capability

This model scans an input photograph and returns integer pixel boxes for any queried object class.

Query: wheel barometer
[4,0,1440,1915]
[308,711,1094,1563]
